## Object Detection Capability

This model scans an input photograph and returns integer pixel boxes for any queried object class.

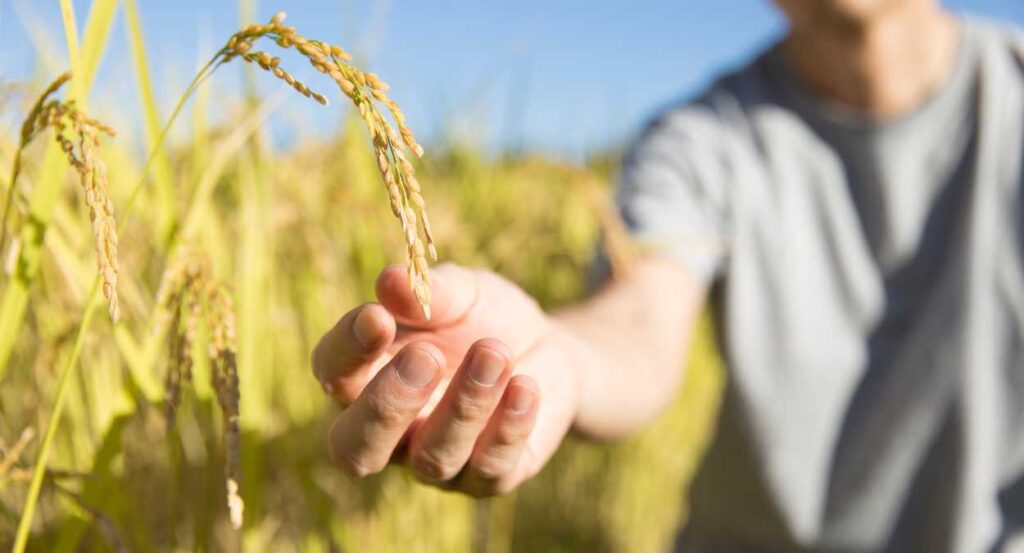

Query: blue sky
[1,1,1023,158]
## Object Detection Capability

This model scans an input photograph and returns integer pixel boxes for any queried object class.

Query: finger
[461,375,540,496]
[312,303,396,404]
[407,339,512,483]
[376,263,479,328]
[327,343,444,477]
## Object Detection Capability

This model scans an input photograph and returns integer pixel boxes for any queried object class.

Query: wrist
[547,316,601,435]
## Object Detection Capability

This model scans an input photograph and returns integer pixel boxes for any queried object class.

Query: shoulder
[964,15,1024,72]
[631,45,780,160]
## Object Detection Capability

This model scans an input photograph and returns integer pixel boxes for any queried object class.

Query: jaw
[773,0,924,32]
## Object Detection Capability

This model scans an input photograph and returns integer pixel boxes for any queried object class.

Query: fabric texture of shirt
[617,16,1024,553]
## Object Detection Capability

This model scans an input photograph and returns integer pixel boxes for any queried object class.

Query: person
[311,0,1024,551]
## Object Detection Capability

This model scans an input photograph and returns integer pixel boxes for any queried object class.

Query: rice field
[0,2,724,551]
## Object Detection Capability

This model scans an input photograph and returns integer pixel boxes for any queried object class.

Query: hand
[311,263,581,496]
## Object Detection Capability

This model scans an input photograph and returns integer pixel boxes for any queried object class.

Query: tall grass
[0,3,724,552]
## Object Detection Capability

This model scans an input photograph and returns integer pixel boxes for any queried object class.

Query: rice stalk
[9,47,240,551]
[9,3,124,546]
[156,247,243,529]
[207,283,242,530]
[0,0,121,376]
[0,71,71,261]
[211,11,436,317]
[2,78,120,322]
[0,72,120,323]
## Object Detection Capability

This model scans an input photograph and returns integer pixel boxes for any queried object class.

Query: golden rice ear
[6,74,122,323]
[62,106,120,322]
[213,20,437,317]
[207,283,242,530]
[155,247,243,529]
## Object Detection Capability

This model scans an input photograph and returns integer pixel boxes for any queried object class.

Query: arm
[310,255,707,496]
[556,256,707,439]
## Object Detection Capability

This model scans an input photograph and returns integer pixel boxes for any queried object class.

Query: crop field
[0,2,724,552]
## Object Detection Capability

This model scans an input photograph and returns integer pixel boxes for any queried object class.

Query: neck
[783,3,960,118]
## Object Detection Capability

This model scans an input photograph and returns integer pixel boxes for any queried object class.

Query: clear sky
[1,1,1023,158]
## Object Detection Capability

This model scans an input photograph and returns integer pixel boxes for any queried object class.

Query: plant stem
[0,154,25,264]
[12,281,99,553]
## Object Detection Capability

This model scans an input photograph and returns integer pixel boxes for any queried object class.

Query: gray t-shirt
[618,17,1024,553]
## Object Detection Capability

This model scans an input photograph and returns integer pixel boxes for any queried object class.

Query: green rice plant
[11,7,441,548]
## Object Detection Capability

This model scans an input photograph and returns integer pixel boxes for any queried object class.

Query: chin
[774,0,909,28]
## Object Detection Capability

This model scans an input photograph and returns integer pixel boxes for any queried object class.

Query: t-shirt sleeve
[617,103,732,282]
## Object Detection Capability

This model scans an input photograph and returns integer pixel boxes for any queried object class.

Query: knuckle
[471,453,515,483]
[412,449,461,482]
[449,394,489,426]
[494,421,530,446]
[366,394,407,428]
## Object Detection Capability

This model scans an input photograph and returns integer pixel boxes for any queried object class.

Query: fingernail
[468,348,506,387]
[507,385,534,414]
[352,308,379,347]
[396,348,437,389]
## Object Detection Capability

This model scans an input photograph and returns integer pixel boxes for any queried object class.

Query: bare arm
[555,256,707,439]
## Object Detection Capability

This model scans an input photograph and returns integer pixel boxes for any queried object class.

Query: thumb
[376,262,479,328]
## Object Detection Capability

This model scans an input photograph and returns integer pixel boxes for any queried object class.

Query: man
[311,0,1024,551]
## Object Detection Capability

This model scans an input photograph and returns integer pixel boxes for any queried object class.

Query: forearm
[552,256,706,440]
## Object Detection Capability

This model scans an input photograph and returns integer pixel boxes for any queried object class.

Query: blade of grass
[0,145,69,378]
[58,0,81,83]
[78,0,118,95]
[190,59,211,184]
[124,0,178,245]
[12,282,100,553]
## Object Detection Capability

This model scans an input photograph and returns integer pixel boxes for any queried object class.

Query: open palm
[312,263,580,495]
